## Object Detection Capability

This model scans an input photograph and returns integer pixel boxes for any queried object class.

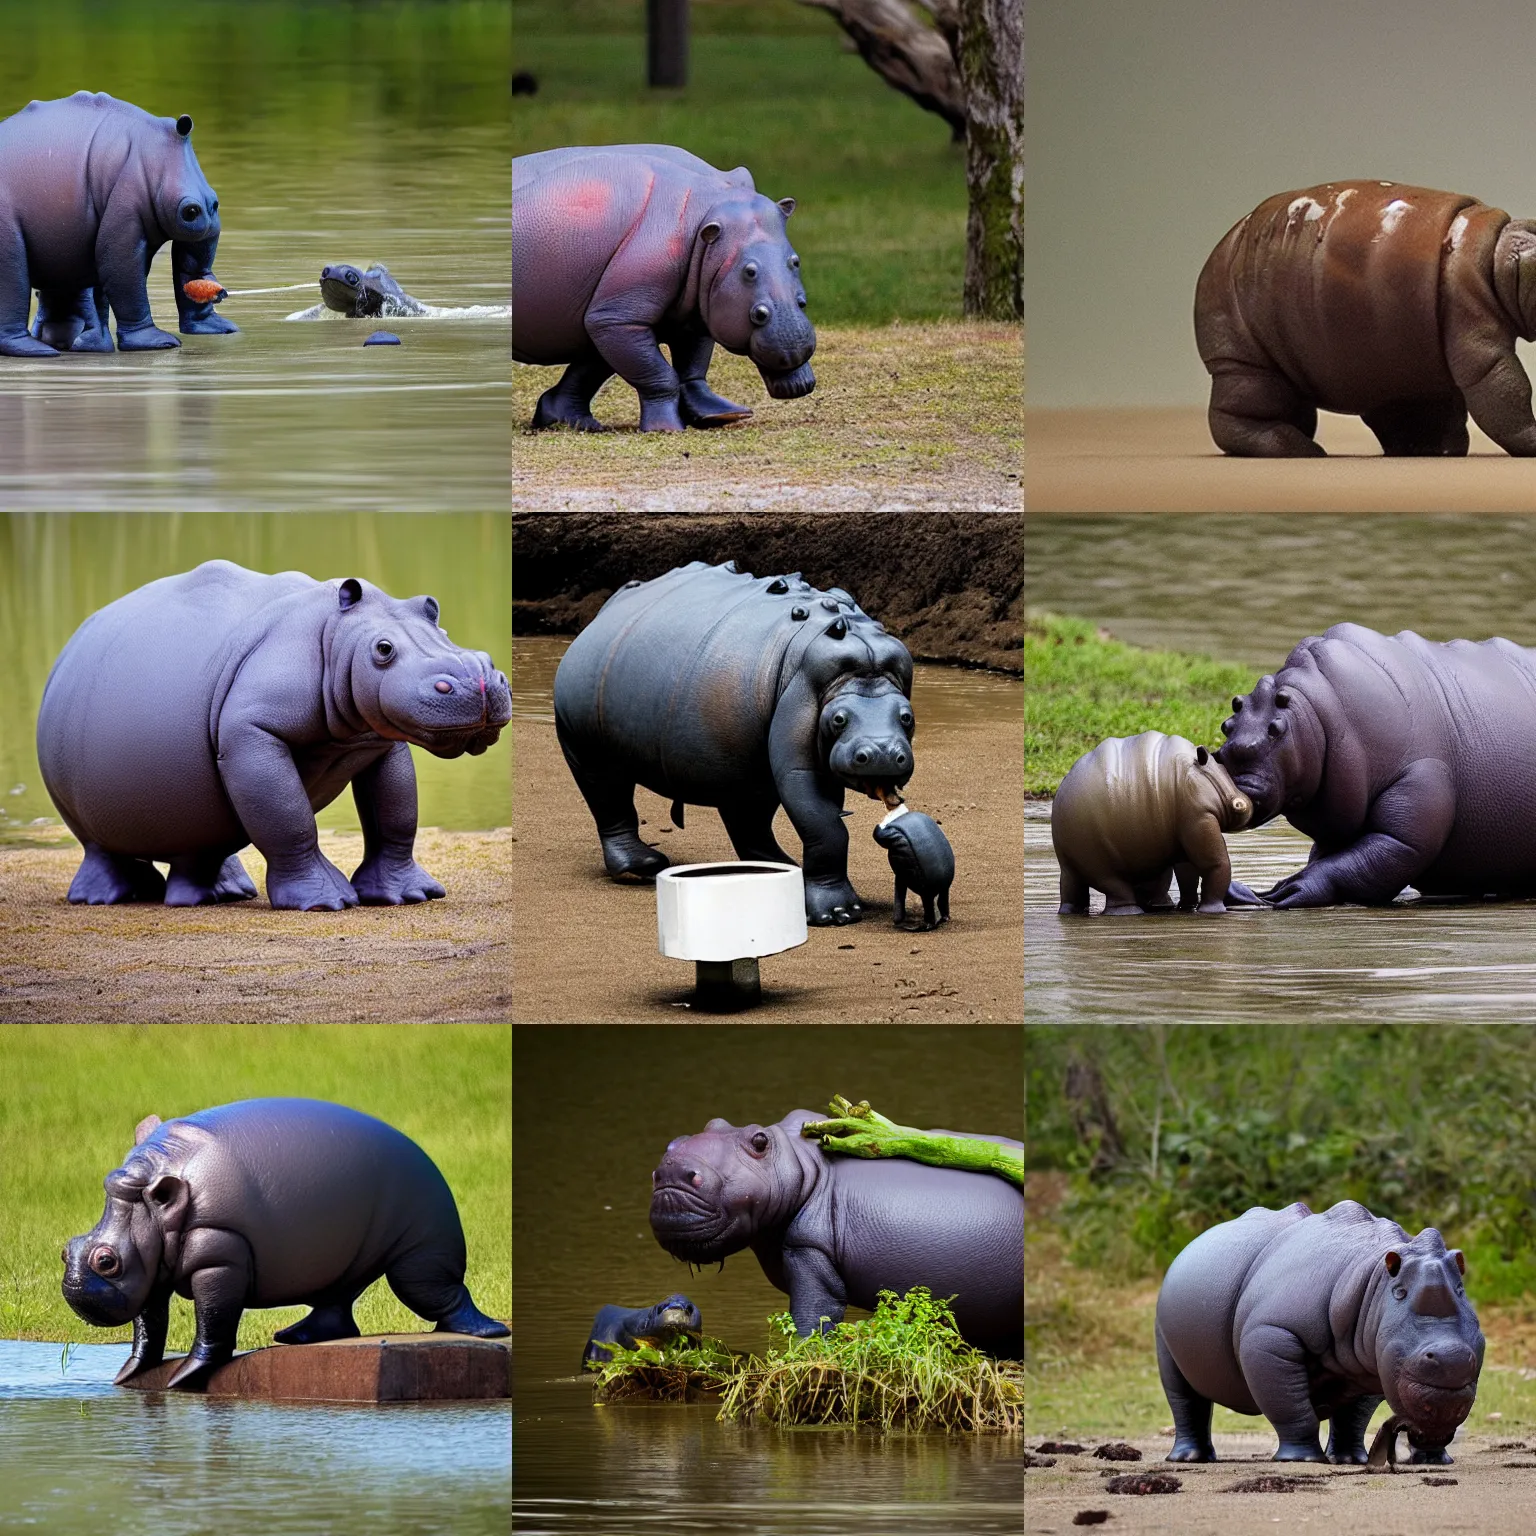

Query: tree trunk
[647,0,689,88]
[956,0,1022,320]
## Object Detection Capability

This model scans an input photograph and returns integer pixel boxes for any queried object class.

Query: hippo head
[1214,675,1320,826]
[637,1294,704,1342]
[650,1118,810,1264]
[330,578,511,758]
[320,264,371,315]
[1372,1231,1485,1454]
[819,679,915,804]
[1191,745,1254,833]
[154,113,221,252]
[697,194,816,399]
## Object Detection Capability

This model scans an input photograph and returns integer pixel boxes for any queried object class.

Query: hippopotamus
[581,1294,702,1369]
[649,1110,1023,1356]
[1215,623,1536,907]
[554,561,914,925]
[1157,1201,1484,1464]
[512,144,815,432]
[1052,732,1255,915]
[872,805,953,930]
[320,263,428,318]
[1195,181,1536,456]
[37,560,509,911]
[0,92,235,356]
[62,1098,509,1391]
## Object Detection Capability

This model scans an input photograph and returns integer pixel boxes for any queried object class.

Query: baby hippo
[1052,731,1253,915]
[872,805,953,930]
[581,1293,702,1369]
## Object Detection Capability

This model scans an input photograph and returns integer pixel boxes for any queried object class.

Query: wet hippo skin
[320,263,428,318]
[581,1294,702,1368]
[1196,181,1536,455]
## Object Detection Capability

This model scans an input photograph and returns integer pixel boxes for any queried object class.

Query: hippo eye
[789,255,799,269]
[181,203,201,222]
[831,711,848,731]
[743,263,758,281]
[373,639,396,664]
[1393,1285,1407,1300]
[899,710,914,729]
[90,1247,120,1278]
[748,1132,770,1155]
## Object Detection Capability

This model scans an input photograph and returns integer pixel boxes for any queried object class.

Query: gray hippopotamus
[872,805,953,930]
[581,1293,702,1369]
[554,561,914,925]
[37,560,509,911]
[320,263,428,318]
[512,144,815,432]
[1053,732,1255,915]
[62,1098,509,1391]
[649,1111,1023,1356]
[0,92,235,356]
[1196,181,1536,456]
[1157,1201,1484,1464]
[1216,623,1536,907]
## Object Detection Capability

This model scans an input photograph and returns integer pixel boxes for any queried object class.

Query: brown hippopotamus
[1196,181,1536,456]
[1052,731,1254,915]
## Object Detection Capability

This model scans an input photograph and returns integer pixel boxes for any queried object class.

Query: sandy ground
[1027,406,1536,514]
[511,716,1022,1023]
[0,827,511,1023]
[1026,1429,1536,1534]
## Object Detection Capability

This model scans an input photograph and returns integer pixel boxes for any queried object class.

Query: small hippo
[320,263,428,318]
[513,145,815,432]
[62,1098,509,1391]
[650,1111,1022,1356]
[37,560,510,911]
[1157,1201,1485,1464]
[581,1294,702,1369]
[0,92,235,355]
[873,805,953,930]
[1052,731,1254,916]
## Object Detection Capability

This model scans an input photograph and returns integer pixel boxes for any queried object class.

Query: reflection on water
[514,1026,1024,1535]
[0,512,511,836]
[0,1340,510,1535]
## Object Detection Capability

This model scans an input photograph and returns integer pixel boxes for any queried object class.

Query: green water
[0,512,512,838]
[0,0,510,511]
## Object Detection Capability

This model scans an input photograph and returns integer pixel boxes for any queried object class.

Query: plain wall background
[1027,1,1536,406]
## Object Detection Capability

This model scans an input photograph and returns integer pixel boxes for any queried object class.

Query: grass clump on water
[593,1288,1022,1433]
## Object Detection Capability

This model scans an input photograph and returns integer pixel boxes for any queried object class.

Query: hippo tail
[671,798,686,829]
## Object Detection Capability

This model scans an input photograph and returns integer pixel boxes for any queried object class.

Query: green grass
[0,1025,510,1348]
[1025,613,1256,795]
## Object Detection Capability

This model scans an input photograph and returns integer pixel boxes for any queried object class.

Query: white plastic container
[656,861,808,962]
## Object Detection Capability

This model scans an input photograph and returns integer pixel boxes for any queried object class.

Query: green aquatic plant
[801,1096,1023,1187]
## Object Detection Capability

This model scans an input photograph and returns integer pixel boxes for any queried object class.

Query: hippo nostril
[750,303,771,326]
[689,1171,702,1188]
[854,749,870,765]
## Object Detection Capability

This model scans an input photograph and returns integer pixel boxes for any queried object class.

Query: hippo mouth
[1394,1377,1478,1438]
[760,362,816,399]
[654,1306,700,1334]
[61,1277,136,1328]
[849,780,907,809]
[649,1187,736,1262]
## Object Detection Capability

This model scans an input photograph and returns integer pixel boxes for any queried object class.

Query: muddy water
[513,1025,1024,1536]
[0,1340,510,1534]
[0,512,511,839]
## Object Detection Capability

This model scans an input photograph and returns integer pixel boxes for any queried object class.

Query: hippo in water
[0,92,235,355]
[649,1110,1023,1356]
[513,144,815,431]
[1157,1201,1484,1464]
[37,560,510,911]
[581,1294,702,1369]
[62,1098,509,1390]
[554,561,914,925]
[320,263,428,318]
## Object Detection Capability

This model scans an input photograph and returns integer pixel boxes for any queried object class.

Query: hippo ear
[699,221,723,246]
[1451,1249,1467,1275]
[777,197,797,219]
[1195,746,1209,765]
[133,1115,162,1146]
[704,1117,734,1131]
[421,596,440,624]
[176,114,193,138]
[338,578,364,611]
[144,1174,191,1235]
[1384,1250,1402,1277]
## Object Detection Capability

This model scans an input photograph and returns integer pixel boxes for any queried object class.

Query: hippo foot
[0,332,60,357]
[116,324,180,351]
[1327,1448,1369,1465]
[1195,899,1228,916]
[531,389,607,433]
[351,855,447,905]
[638,395,686,432]
[679,379,753,427]
[1057,901,1090,916]
[1272,1441,1328,1462]
[265,855,360,911]
[600,834,670,880]
[1260,870,1339,908]
[69,327,114,353]
[68,847,167,905]
[1408,1444,1453,1465]
[1166,1441,1216,1462]
[806,879,864,926]
[1101,901,1147,917]
[180,314,238,335]
[434,1294,511,1339]
[166,1346,234,1391]
[165,855,259,907]
[274,1305,360,1345]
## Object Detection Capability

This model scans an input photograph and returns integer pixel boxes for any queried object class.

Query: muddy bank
[512,508,1022,673]
[0,828,511,1023]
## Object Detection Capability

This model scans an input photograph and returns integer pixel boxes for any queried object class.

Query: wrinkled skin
[649,1111,1022,1355]
[1196,181,1536,456]
[581,1293,702,1369]
[1215,624,1536,908]
[62,1099,509,1391]
[38,560,510,911]
[319,262,428,318]
[872,808,954,930]
[554,561,915,925]
[0,92,237,356]
[513,144,814,432]
[1157,1201,1484,1465]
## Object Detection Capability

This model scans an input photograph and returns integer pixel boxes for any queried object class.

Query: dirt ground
[1026,1430,1536,1534]
[1027,406,1536,514]
[511,714,1022,1023]
[0,828,511,1023]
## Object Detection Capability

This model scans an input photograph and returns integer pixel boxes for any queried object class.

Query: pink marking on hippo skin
[558,179,614,220]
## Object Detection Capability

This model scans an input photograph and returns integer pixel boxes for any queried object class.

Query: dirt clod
[1104,1473,1179,1495]
[1072,1513,1110,1527]
[1038,1441,1087,1455]
[1025,1452,1057,1468]
[1225,1475,1310,1493]
[1093,1442,1143,1461]
[1422,1476,1459,1486]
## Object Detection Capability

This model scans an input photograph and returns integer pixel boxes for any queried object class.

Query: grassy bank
[0,1024,510,1347]
[1024,613,1255,794]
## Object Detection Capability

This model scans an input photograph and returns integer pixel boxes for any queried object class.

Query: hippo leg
[1361,398,1469,457]
[349,742,447,905]
[273,1296,362,1345]
[892,876,909,925]
[1207,365,1324,457]
[1454,345,1536,455]
[114,1290,172,1385]
[584,299,685,431]
[164,851,258,906]
[782,1245,849,1336]
[918,891,941,929]
[67,844,168,905]
[97,205,178,351]
[0,228,59,356]
[1097,875,1145,917]
[556,732,669,878]
[1324,1394,1382,1465]
[1057,861,1091,916]
[937,886,950,922]
[718,798,793,864]
[531,353,614,432]
[32,288,87,352]
[667,332,753,426]
[1240,1323,1328,1461]
[167,1232,254,1389]
[1137,868,1177,912]
[173,237,238,335]
[1406,1437,1454,1466]
[384,1252,509,1338]
[1156,1324,1216,1461]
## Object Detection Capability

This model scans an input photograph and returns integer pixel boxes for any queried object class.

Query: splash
[284,301,511,322]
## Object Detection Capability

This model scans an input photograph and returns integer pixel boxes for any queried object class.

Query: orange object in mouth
[182,278,226,304]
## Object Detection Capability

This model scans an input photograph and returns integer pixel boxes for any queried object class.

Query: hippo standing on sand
[0,92,235,356]
[1157,1201,1484,1464]
[1197,181,1536,456]
[37,560,510,911]
[873,806,954,930]
[650,1111,1023,1356]
[554,561,914,926]
[513,145,815,431]
[320,263,428,318]
[62,1098,509,1390]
